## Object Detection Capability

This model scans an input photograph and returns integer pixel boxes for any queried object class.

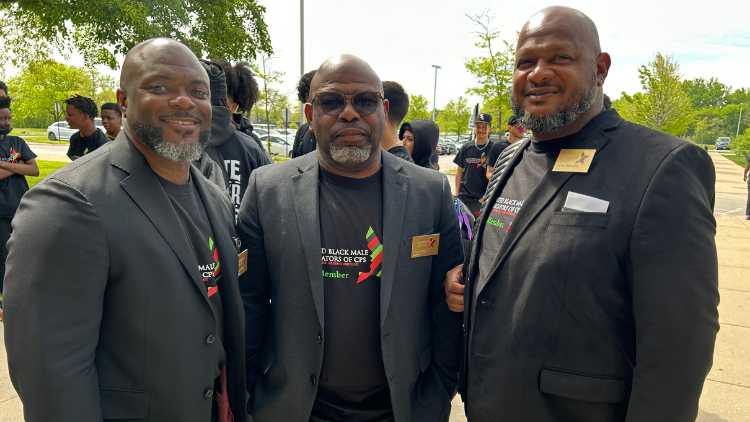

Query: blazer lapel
[474,111,623,297]
[111,135,210,308]
[468,138,529,281]
[380,153,408,327]
[291,153,325,330]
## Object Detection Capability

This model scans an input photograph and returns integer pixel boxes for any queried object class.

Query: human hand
[444,264,465,313]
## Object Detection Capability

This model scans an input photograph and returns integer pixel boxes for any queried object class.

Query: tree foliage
[683,77,730,109]
[614,53,693,136]
[437,97,471,137]
[0,0,273,69]
[403,94,432,122]
[8,59,116,128]
[464,11,515,126]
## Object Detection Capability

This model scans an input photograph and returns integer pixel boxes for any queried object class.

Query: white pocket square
[562,191,609,213]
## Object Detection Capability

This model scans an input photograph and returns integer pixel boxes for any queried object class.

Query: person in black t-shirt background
[454,112,494,216]
[485,115,526,179]
[0,96,39,319]
[217,60,268,156]
[100,102,123,141]
[65,95,108,160]
[381,81,413,162]
[292,70,318,158]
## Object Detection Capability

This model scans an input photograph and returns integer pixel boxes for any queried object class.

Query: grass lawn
[27,160,68,188]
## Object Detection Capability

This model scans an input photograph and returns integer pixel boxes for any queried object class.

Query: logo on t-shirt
[198,236,221,297]
[487,197,524,233]
[321,226,383,284]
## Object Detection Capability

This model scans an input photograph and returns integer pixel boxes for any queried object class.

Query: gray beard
[133,123,208,162]
[512,85,597,135]
[329,144,372,166]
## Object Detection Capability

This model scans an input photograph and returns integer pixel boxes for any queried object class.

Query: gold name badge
[552,149,597,173]
[238,249,248,276]
[411,234,440,258]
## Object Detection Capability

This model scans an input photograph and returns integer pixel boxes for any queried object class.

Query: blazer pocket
[539,368,626,403]
[550,211,609,228]
[101,388,148,420]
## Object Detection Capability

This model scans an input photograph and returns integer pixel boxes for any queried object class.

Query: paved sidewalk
[1,152,748,421]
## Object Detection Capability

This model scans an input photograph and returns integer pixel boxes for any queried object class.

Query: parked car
[47,118,104,141]
[715,136,731,150]
[259,135,292,157]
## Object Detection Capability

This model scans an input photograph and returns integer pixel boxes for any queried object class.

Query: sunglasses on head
[311,91,383,116]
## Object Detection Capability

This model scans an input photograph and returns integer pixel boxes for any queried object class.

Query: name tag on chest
[552,149,596,173]
[411,234,440,258]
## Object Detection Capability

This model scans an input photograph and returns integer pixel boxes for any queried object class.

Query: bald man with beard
[452,6,718,422]
[238,54,463,422]
[4,38,247,422]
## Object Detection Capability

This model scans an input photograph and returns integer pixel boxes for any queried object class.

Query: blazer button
[204,388,214,400]
[206,334,216,345]
[479,299,489,306]
[316,334,323,344]
[310,375,317,386]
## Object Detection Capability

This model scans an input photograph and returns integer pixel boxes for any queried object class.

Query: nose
[338,99,360,122]
[168,89,197,109]
[527,59,553,85]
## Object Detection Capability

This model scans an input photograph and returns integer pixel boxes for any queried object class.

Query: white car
[47,118,104,141]
[259,135,292,157]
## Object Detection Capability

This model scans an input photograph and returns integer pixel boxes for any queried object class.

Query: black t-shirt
[217,131,272,223]
[67,128,108,159]
[313,168,392,422]
[0,135,36,218]
[454,141,493,200]
[386,145,413,163]
[487,140,510,169]
[158,176,226,377]
[475,141,559,301]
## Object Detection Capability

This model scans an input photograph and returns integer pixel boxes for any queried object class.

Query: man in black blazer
[238,55,463,422]
[3,38,247,422]
[448,6,719,422]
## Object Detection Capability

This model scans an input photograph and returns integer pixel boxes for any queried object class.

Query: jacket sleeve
[236,170,271,408]
[428,175,465,394]
[625,144,719,421]
[3,178,109,422]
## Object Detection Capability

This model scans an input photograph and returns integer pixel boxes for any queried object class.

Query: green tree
[682,78,730,109]
[437,97,471,137]
[464,11,515,126]
[0,1,272,69]
[613,53,693,136]
[8,59,113,128]
[403,94,431,122]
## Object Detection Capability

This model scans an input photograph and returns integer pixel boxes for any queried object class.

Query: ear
[304,102,313,124]
[116,88,128,112]
[382,98,390,116]
[596,52,611,87]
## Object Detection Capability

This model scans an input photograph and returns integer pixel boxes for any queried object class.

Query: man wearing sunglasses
[238,54,464,422]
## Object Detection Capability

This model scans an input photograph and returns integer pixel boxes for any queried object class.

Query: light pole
[431,64,441,121]
[737,104,743,137]
[299,0,305,127]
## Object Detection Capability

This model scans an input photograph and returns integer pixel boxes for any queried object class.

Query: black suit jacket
[462,110,719,422]
[3,133,247,422]
[238,152,463,422]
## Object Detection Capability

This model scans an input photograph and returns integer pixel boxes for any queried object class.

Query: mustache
[332,125,370,137]
[158,111,204,123]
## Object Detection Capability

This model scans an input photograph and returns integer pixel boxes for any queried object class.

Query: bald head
[120,38,207,94]
[520,6,601,57]
[303,54,387,177]
[309,54,383,99]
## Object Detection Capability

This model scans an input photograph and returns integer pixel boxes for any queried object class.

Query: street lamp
[431,64,441,121]
[299,0,305,127]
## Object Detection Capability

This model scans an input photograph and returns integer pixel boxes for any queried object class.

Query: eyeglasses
[311,91,383,116]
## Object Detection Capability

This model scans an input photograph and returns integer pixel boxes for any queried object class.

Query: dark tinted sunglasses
[312,91,383,116]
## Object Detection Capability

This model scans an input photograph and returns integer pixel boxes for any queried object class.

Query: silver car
[47,118,104,141]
